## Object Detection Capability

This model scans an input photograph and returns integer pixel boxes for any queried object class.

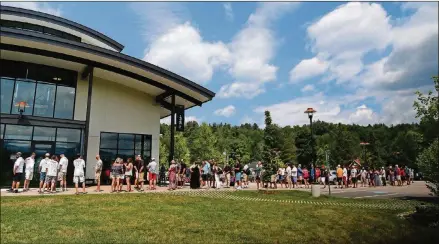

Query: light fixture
[304,107,317,119]
[53,77,62,81]
[15,101,29,119]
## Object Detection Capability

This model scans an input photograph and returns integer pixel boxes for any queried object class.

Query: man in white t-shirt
[42,156,59,193]
[147,158,158,190]
[58,154,68,192]
[291,165,298,188]
[38,153,51,193]
[10,152,24,193]
[95,155,103,192]
[351,166,358,188]
[342,166,348,188]
[73,154,86,194]
[285,164,292,189]
[23,152,36,192]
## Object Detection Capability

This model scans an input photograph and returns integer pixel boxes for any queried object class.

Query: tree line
[160,77,438,191]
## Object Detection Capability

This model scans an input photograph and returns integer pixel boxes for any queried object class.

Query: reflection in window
[33,126,56,141]
[33,83,56,117]
[3,140,32,154]
[118,134,134,149]
[4,125,32,140]
[1,124,4,139]
[11,80,35,116]
[56,128,81,143]
[54,86,75,119]
[1,78,14,114]
[100,133,117,148]
[55,142,81,156]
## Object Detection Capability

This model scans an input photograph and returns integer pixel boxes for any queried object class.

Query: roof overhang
[1,5,124,52]
[0,27,215,119]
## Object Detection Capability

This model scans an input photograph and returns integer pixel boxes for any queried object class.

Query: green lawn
[1,191,437,244]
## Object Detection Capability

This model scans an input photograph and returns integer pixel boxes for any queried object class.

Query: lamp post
[360,142,370,168]
[304,108,317,167]
[15,101,28,119]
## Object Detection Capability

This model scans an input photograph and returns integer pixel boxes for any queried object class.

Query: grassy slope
[1,191,437,244]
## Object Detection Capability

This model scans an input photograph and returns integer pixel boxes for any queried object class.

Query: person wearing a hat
[38,153,51,193]
[147,158,158,190]
[10,152,24,193]
[23,152,36,192]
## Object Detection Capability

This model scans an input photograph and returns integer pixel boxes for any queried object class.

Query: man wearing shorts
[10,152,24,193]
[336,165,343,188]
[38,153,51,193]
[73,154,86,194]
[320,166,327,188]
[297,164,303,188]
[285,164,292,189]
[291,164,298,188]
[23,152,36,192]
[179,160,187,188]
[234,160,243,190]
[44,156,59,193]
[351,166,358,188]
[242,163,249,189]
[395,165,402,186]
[58,154,68,192]
[134,155,145,191]
[342,165,348,188]
[94,155,103,192]
[147,158,158,190]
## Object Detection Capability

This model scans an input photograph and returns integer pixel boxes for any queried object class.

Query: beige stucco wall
[84,77,161,179]
[74,76,88,121]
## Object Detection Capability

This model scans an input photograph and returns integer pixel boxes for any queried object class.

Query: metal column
[169,94,175,164]
[83,67,94,161]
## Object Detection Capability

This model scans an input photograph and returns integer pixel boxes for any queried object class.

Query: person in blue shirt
[297,164,303,188]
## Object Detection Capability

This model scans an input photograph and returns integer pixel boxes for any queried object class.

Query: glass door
[31,141,55,173]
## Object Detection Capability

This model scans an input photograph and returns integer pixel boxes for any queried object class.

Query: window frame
[99,132,152,162]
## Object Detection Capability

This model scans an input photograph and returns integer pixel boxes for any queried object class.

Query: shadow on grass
[394,196,439,205]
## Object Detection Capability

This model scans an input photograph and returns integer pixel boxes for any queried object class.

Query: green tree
[174,133,190,163]
[188,123,218,162]
[416,139,439,196]
[262,111,278,182]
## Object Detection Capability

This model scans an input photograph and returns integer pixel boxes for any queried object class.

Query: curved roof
[0,5,124,52]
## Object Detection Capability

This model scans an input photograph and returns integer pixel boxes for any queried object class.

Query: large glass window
[11,80,36,116]
[56,128,81,143]
[54,86,75,119]
[99,132,152,163]
[0,60,77,120]
[1,78,14,113]
[33,83,56,117]
[4,125,33,140]
[33,126,56,141]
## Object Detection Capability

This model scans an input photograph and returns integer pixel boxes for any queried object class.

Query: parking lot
[319,181,433,200]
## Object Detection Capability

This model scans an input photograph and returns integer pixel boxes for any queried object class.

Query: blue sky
[3,1,438,127]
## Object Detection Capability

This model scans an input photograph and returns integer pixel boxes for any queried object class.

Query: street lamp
[15,101,28,119]
[304,108,317,167]
[360,142,370,167]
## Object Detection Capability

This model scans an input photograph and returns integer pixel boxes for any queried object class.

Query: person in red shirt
[315,167,321,184]
[400,166,406,185]
[302,166,310,189]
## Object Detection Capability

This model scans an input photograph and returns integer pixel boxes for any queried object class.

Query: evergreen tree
[262,111,278,182]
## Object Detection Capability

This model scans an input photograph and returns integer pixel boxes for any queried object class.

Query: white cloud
[1,1,61,16]
[348,105,378,125]
[301,84,315,92]
[223,3,234,22]
[218,2,299,98]
[290,57,328,83]
[160,115,201,125]
[132,3,230,84]
[214,105,236,117]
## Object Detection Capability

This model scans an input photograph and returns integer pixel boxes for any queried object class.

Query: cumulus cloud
[223,3,234,22]
[214,105,236,117]
[1,1,62,16]
[301,84,315,92]
[132,2,230,84]
[290,57,328,83]
[160,115,201,125]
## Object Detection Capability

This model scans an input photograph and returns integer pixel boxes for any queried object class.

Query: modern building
[0,6,214,185]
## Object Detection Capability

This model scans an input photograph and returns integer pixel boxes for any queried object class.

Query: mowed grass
[1,191,437,244]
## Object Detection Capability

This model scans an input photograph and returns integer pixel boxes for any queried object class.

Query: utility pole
[326,150,331,196]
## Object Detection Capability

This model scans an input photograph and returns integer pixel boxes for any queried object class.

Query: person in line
[223,164,231,188]
[168,160,177,190]
[360,167,367,187]
[94,155,103,192]
[297,164,303,188]
[110,158,123,193]
[336,165,343,189]
[38,153,50,193]
[395,165,402,186]
[118,159,126,192]
[23,152,36,192]
[179,160,187,189]
[10,152,24,193]
[42,155,59,193]
[342,165,348,188]
[277,167,285,188]
[190,162,201,189]
[380,167,387,187]
[310,164,315,184]
[321,166,327,189]
[409,168,415,184]
[212,162,222,189]
[73,154,87,195]
[209,160,216,188]
[57,154,68,192]
[147,158,157,190]
[135,155,145,192]
[302,165,310,188]
[351,166,358,188]
[234,160,243,190]
[255,161,263,190]
[401,166,407,186]
[200,161,208,188]
[291,164,298,189]
[242,163,250,189]
[124,158,134,192]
